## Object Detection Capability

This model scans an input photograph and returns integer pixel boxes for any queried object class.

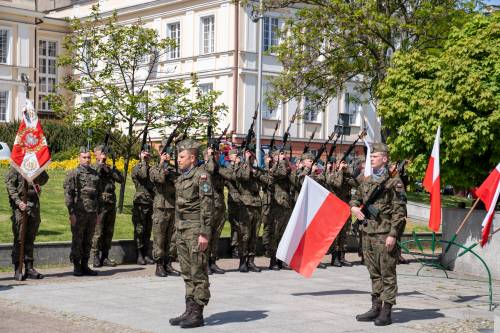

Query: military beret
[79,146,90,154]
[301,152,314,161]
[372,143,388,154]
[178,139,201,152]
[229,149,238,155]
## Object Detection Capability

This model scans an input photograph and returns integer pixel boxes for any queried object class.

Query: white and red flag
[276,176,351,277]
[475,163,500,247]
[423,126,441,232]
[10,101,51,181]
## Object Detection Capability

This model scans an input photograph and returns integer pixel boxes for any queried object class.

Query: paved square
[0,256,497,332]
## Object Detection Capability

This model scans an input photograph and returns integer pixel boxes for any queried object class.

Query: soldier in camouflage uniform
[326,158,356,267]
[201,147,226,274]
[92,145,123,268]
[5,167,49,280]
[169,139,213,329]
[150,143,180,277]
[131,147,155,265]
[350,143,407,326]
[63,148,100,276]
[260,154,273,258]
[233,145,263,273]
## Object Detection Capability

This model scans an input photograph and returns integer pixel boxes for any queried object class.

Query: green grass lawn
[407,191,473,208]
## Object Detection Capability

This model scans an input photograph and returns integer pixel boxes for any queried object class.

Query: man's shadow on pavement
[292,289,424,297]
[37,267,146,279]
[392,308,444,323]
[205,310,269,326]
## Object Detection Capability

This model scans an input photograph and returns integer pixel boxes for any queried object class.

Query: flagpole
[444,198,480,253]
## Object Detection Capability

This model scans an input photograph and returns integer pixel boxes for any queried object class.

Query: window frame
[200,15,215,55]
[166,21,181,60]
[38,39,59,112]
[0,27,12,65]
[0,90,10,122]
[263,16,280,53]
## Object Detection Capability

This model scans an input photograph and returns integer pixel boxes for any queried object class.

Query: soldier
[233,144,263,273]
[201,147,226,275]
[92,145,123,268]
[169,139,213,329]
[150,143,180,277]
[131,146,155,265]
[326,158,357,267]
[5,167,49,280]
[350,143,407,326]
[63,147,100,276]
[260,154,274,259]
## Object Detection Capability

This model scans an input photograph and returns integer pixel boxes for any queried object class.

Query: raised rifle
[309,130,337,174]
[242,104,259,150]
[324,132,341,174]
[340,129,367,163]
[302,126,318,154]
[103,115,116,168]
[281,110,298,153]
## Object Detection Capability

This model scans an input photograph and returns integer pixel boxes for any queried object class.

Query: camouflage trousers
[11,207,41,264]
[363,233,398,305]
[132,203,153,253]
[332,220,351,252]
[91,204,116,257]
[268,204,291,258]
[71,211,97,262]
[234,205,261,257]
[208,204,226,259]
[177,227,210,306]
[227,200,240,248]
[152,207,176,261]
[261,203,271,256]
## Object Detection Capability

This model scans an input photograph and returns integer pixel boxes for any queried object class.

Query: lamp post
[250,0,264,165]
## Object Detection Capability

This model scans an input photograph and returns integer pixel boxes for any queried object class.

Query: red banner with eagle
[10,101,51,181]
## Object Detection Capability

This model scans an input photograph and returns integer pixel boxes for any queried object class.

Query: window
[303,97,319,122]
[38,40,58,112]
[199,83,213,94]
[0,29,9,64]
[201,16,215,54]
[344,93,360,125]
[0,91,8,121]
[167,22,180,59]
[263,17,279,52]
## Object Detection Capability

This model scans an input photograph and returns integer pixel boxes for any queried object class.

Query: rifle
[359,172,391,225]
[302,126,318,154]
[242,104,259,150]
[309,130,337,174]
[340,129,367,162]
[324,132,340,174]
[103,115,116,168]
[281,110,298,152]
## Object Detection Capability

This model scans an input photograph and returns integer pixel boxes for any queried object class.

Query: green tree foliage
[377,13,499,189]
[50,6,226,211]
[240,0,476,113]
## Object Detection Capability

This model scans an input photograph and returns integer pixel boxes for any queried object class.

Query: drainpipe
[232,1,239,136]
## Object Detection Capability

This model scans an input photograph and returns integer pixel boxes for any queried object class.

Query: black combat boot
[339,251,353,267]
[355,296,382,322]
[143,248,155,265]
[25,260,44,279]
[170,298,195,326]
[14,262,25,281]
[137,251,146,265]
[81,259,98,276]
[101,251,117,267]
[278,260,291,270]
[73,260,83,277]
[239,257,249,273]
[332,251,342,267]
[374,302,393,326]
[207,259,213,275]
[93,253,102,268]
[180,302,205,328]
[209,257,225,274]
[269,257,280,270]
[247,256,261,272]
[155,258,168,277]
[317,262,328,269]
[231,246,239,259]
[164,257,181,276]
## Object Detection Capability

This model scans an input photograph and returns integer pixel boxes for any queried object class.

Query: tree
[51,6,226,211]
[377,13,499,189]
[241,0,476,122]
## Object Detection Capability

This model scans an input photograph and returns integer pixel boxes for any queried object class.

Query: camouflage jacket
[5,167,49,209]
[199,158,225,209]
[349,168,407,237]
[175,166,213,236]
[150,163,178,210]
[64,165,100,214]
[220,163,241,206]
[326,168,357,203]
[267,160,291,208]
[94,163,123,206]
[234,161,262,207]
[131,160,154,205]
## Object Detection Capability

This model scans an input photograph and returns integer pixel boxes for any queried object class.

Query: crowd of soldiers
[4,135,407,328]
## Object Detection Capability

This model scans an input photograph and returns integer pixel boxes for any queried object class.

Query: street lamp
[250,0,264,166]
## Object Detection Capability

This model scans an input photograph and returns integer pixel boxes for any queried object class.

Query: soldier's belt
[179,213,200,220]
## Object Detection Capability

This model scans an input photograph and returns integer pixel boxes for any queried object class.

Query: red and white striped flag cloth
[423,126,441,232]
[10,101,51,181]
[276,176,351,277]
[475,163,500,247]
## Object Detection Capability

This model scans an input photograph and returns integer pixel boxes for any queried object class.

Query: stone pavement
[0,255,498,333]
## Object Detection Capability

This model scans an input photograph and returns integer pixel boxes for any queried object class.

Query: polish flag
[475,163,500,247]
[276,176,351,277]
[423,126,441,232]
